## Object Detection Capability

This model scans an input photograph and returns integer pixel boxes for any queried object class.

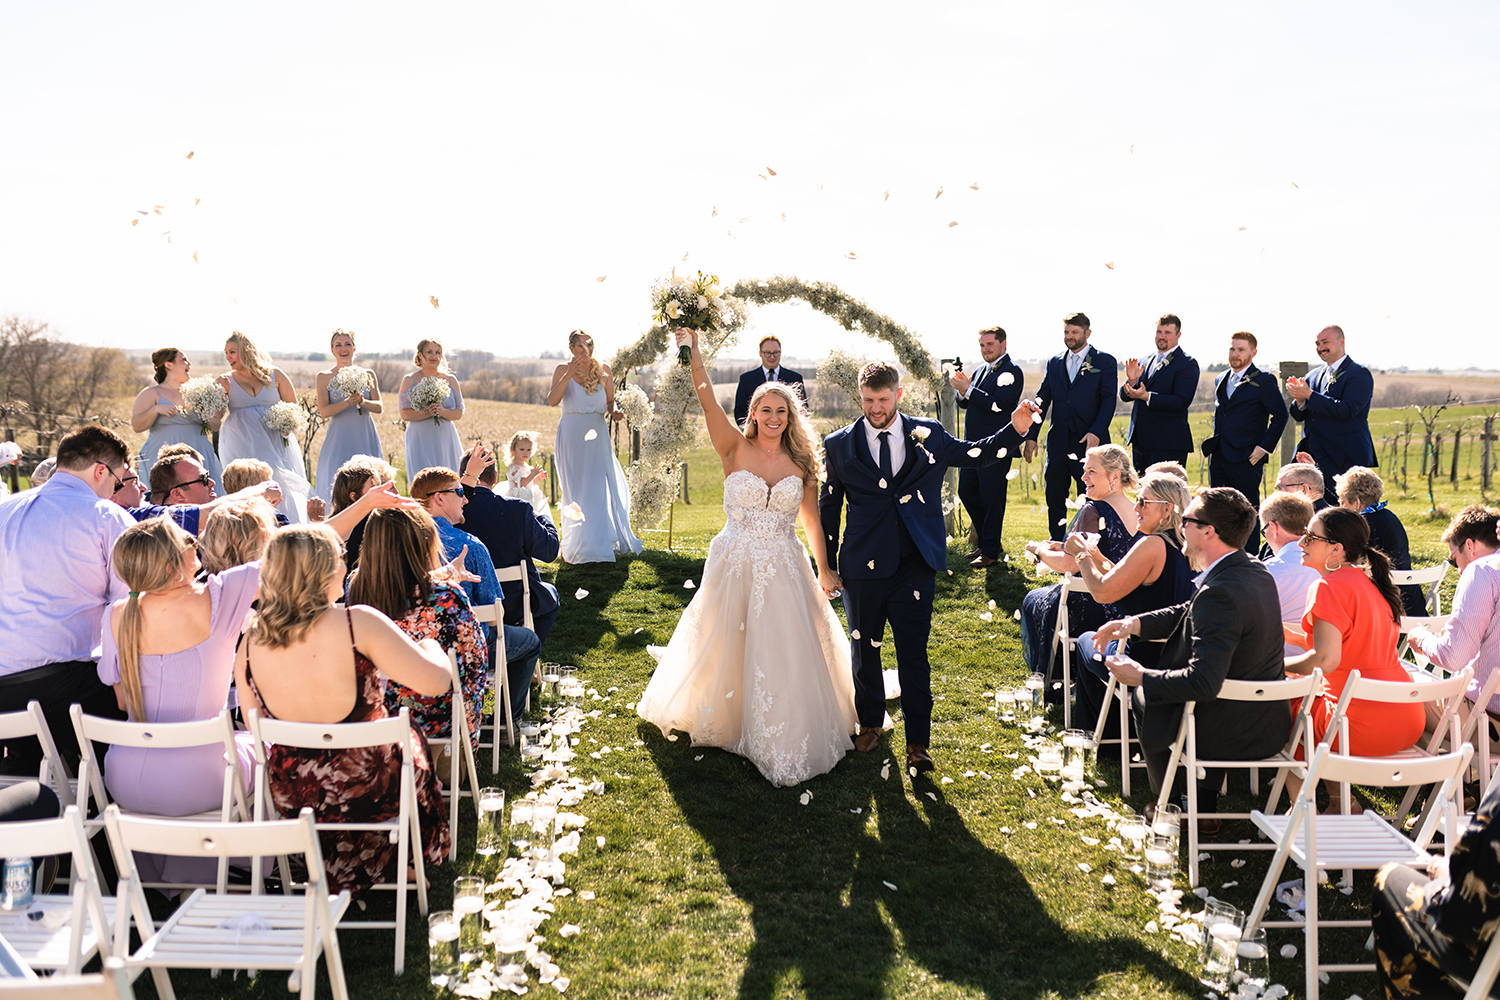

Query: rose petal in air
[851,629,861,640]
[878,478,887,489]
[967,448,982,457]
[899,495,912,504]
[574,588,589,600]
[913,590,921,599]
[1006,469,1020,480]
[683,580,696,589]
[585,429,598,441]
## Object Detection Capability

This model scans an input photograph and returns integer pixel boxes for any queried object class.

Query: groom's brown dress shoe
[969,555,998,568]
[854,731,879,753]
[965,548,983,561]
[906,744,934,773]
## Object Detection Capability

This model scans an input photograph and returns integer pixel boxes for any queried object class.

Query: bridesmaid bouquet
[180,376,229,435]
[331,366,372,414]
[650,271,733,365]
[408,376,449,426]
[263,401,307,448]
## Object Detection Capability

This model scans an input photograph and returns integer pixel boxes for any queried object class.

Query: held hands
[818,567,843,600]
[1285,375,1312,403]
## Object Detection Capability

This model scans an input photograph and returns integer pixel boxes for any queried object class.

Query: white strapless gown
[637,471,857,786]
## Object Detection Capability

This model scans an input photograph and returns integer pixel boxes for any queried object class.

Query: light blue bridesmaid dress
[555,379,643,563]
[315,374,383,502]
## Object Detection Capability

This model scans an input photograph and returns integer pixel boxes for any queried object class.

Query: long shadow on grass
[648,733,1200,999]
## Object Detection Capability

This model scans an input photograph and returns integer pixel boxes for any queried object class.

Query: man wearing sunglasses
[110,454,283,535]
[0,425,137,775]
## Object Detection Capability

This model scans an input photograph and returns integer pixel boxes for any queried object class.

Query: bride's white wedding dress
[637,470,857,786]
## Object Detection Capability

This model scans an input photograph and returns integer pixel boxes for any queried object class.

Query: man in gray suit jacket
[1095,487,1289,817]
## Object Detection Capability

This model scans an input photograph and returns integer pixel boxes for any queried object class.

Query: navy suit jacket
[459,484,560,626]
[1121,347,1199,451]
[1028,346,1118,447]
[820,414,1023,580]
[734,367,805,426]
[1288,356,1377,473]
[1210,364,1289,463]
[956,354,1025,440]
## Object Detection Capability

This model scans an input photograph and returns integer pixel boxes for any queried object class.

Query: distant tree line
[0,315,137,464]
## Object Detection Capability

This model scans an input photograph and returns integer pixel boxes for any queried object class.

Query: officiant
[733,336,805,427]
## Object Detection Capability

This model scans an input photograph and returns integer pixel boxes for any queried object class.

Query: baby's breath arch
[610,275,943,530]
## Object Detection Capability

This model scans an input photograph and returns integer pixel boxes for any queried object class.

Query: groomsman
[1286,324,1376,505]
[1120,313,1200,474]
[949,326,1024,568]
[1205,331,1288,509]
[1024,312,1118,541]
[733,336,805,426]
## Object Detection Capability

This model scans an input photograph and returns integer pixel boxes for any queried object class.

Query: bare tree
[1411,392,1460,512]
[0,315,136,443]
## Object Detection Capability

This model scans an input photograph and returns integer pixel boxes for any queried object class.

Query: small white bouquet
[263,401,306,448]
[180,376,229,435]
[331,366,372,413]
[408,376,449,426]
[617,383,653,428]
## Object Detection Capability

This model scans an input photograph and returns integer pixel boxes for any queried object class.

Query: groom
[819,361,1036,774]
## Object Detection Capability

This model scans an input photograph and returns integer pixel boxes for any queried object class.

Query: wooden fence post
[1278,361,1309,465]
[1483,416,1496,494]
[1452,428,1462,489]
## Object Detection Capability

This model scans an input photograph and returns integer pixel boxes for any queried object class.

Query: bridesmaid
[217,331,311,524]
[547,329,642,563]
[131,347,224,492]
[397,339,464,486]
[314,329,383,502]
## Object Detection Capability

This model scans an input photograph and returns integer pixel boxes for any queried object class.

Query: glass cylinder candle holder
[1116,813,1147,862]
[452,876,486,969]
[995,686,1016,724]
[428,910,460,988]
[476,787,505,858]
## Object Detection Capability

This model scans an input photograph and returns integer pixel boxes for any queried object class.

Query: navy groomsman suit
[459,482,561,645]
[734,365,805,427]
[1289,355,1376,505]
[1206,363,1288,508]
[956,352,1024,561]
[821,412,1024,749]
[1120,346,1200,474]
[1027,345,1118,541]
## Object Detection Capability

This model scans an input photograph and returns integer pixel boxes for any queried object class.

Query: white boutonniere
[910,426,931,443]
[1157,352,1172,370]
[1079,358,1099,376]
[1326,366,1340,385]
[1239,371,1259,387]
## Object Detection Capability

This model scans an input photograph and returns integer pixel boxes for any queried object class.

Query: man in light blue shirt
[0,425,136,773]
[1258,491,1322,657]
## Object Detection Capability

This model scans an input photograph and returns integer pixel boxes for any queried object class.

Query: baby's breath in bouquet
[408,376,449,426]
[264,401,307,448]
[331,366,372,414]
[180,376,229,435]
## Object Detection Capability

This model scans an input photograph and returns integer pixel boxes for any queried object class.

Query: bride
[636,330,857,786]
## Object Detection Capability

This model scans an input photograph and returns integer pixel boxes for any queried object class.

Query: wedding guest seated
[1258,491,1323,657]
[100,516,260,884]
[0,424,135,774]
[1144,460,1190,482]
[1335,465,1426,615]
[1019,444,1141,697]
[1407,505,1500,738]
[457,442,561,646]
[233,524,450,894]
[1372,777,1500,997]
[328,456,398,572]
[222,458,326,524]
[1283,506,1422,806]
[108,449,280,534]
[1274,461,1329,512]
[345,507,493,741]
[410,466,500,613]
[1070,473,1194,735]
[199,499,278,576]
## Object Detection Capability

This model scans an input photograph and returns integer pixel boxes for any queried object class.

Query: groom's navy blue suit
[820,413,1023,747]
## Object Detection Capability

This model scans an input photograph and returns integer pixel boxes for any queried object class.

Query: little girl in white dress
[505,431,550,516]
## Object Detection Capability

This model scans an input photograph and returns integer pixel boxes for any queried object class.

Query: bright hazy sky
[4,2,1498,373]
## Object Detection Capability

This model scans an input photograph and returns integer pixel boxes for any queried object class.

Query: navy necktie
[877,431,893,483]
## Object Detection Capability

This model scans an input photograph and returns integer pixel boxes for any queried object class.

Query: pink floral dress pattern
[384,581,489,742]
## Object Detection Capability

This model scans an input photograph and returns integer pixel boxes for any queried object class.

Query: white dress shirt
[761,367,779,382]
[1066,345,1089,381]
[1262,539,1322,657]
[862,415,908,481]
[1410,552,1500,713]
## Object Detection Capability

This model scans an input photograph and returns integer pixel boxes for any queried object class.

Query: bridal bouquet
[408,376,449,426]
[331,366,372,414]
[263,401,306,448]
[180,377,229,435]
[651,271,736,364]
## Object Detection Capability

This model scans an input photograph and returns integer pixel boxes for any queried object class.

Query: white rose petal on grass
[559,924,581,938]
[683,579,696,589]
[1230,859,1246,868]
[694,755,703,761]
[979,612,993,622]
[574,588,589,600]
[925,792,937,801]
[579,890,596,900]
[633,627,643,633]
[1281,944,1297,959]
[584,429,598,441]
[596,836,606,848]
[1077,863,1091,873]
[799,791,812,805]
[940,776,954,785]
[1023,821,1038,829]
[882,881,898,891]
[1101,874,1116,886]
[988,599,997,610]
[880,762,890,780]
[1081,836,1100,846]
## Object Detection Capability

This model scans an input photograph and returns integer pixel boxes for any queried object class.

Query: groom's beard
[863,410,898,430]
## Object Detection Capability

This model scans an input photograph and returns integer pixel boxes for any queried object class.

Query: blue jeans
[486,626,540,726]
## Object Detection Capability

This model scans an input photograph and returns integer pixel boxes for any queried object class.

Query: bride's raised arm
[678,330,741,460]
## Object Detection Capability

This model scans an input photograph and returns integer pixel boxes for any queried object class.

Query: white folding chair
[245,706,429,975]
[0,806,117,978]
[0,957,135,998]
[1245,742,1473,1000]
[0,701,77,809]
[494,563,535,631]
[69,707,250,894]
[1153,671,1323,887]
[471,601,518,767]
[1046,574,1092,729]
[425,650,483,863]
[1392,564,1450,615]
[1398,614,1453,666]
[1400,615,1500,786]
[104,805,350,1000]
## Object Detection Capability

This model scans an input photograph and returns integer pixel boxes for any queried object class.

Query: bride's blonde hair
[567,330,604,394]
[744,382,823,484]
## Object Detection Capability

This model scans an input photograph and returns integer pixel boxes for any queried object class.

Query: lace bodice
[722,470,802,538]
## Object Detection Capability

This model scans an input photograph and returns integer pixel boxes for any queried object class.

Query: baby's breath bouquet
[408,376,449,426]
[264,401,307,448]
[331,366,372,413]
[651,271,737,365]
[180,376,229,435]
[617,383,653,429]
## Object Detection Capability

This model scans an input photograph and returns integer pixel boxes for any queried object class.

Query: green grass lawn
[137,430,1476,1000]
